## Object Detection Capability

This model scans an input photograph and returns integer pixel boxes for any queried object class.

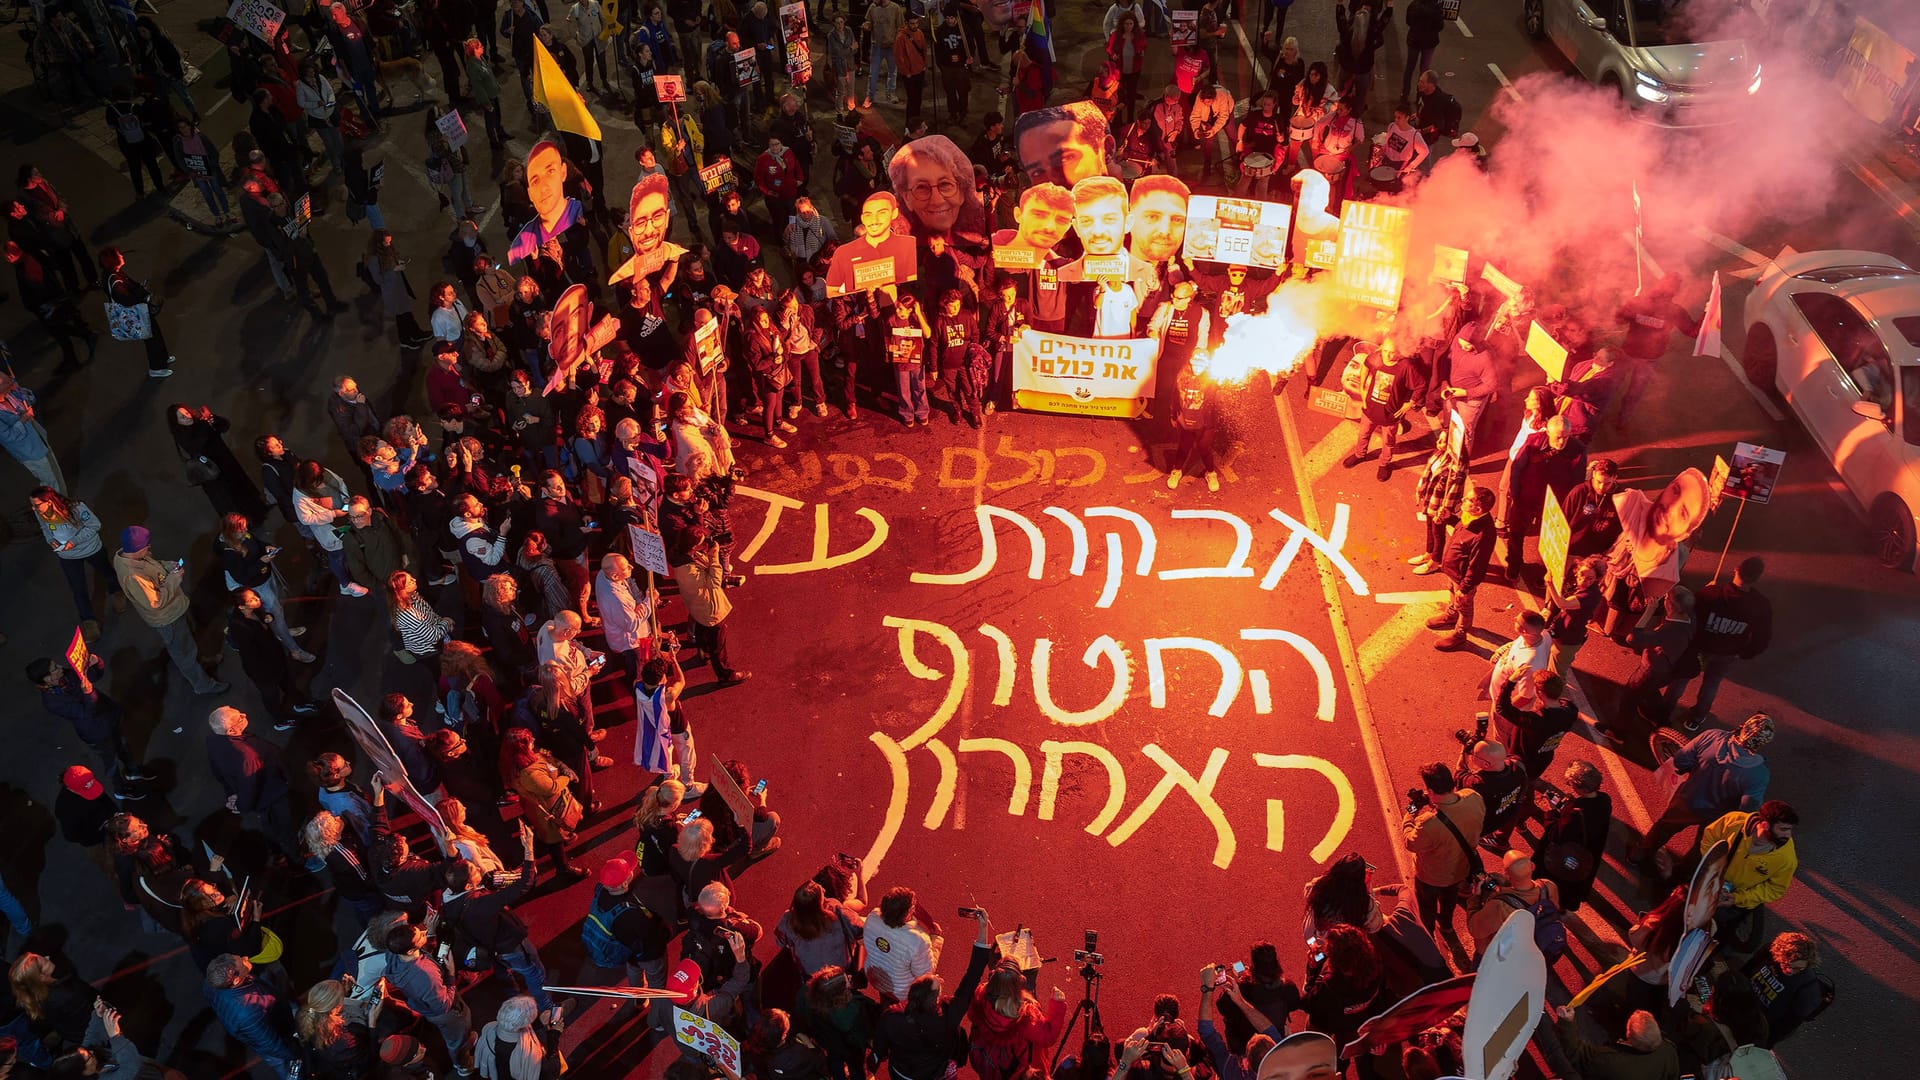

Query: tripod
[1051,960,1106,1071]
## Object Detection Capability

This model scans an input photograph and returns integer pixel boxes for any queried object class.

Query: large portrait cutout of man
[991,182,1073,269]
[825,191,919,296]
[507,139,587,266]
[1013,100,1112,189]
[608,173,689,285]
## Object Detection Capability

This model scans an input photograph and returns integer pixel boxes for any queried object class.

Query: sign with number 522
[673,1007,741,1074]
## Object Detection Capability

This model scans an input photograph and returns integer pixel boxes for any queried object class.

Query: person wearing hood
[451,492,514,583]
[1628,712,1774,863]
[112,525,230,696]
[965,952,1067,1080]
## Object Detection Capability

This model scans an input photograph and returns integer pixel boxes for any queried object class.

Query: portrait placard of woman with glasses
[887,134,990,256]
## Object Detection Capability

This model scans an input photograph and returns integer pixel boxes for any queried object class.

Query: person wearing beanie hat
[111,525,231,696]
[30,654,153,800]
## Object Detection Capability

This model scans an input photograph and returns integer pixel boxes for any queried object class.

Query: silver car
[1522,0,1762,125]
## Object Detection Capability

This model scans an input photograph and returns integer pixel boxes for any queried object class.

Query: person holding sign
[826,191,919,297]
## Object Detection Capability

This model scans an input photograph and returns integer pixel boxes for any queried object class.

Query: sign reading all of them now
[1331,201,1412,309]
[674,1008,741,1075]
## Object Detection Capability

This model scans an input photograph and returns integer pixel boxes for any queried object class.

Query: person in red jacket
[754,137,804,244]
[966,963,1067,1080]
[1106,13,1148,125]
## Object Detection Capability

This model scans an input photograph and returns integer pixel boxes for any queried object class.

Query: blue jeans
[193,177,230,217]
[0,877,31,937]
[364,203,387,231]
[499,944,554,1013]
[894,364,928,422]
[869,45,896,98]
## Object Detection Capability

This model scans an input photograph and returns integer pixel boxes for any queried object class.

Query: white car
[1522,0,1761,125]
[1740,250,1920,570]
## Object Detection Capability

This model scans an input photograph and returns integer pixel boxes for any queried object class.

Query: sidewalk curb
[1846,151,1920,243]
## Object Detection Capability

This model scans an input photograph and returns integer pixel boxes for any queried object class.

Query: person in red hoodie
[966,963,1067,1080]
[1106,13,1149,125]
[754,137,804,246]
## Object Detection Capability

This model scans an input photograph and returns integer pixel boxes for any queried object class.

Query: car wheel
[1742,327,1779,394]
[1523,0,1545,38]
[1870,495,1916,572]
[1601,74,1625,101]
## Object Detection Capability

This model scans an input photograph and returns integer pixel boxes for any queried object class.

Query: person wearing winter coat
[294,458,371,597]
[342,495,410,592]
[203,954,300,1077]
[113,525,229,696]
[965,956,1067,1080]
[872,910,994,1080]
[227,589,319,731]
[30,487,124,637]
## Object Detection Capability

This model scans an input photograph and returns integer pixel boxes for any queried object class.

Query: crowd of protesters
[0,0,1844,1076]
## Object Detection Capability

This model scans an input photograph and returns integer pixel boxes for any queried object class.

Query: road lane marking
[1453,16,1474,37]
[1695,228,1774,269]
[1487,62,1523,101]
[1272,393,1417,883]
[1303,422,1350,483]
[1233,20,1270,92]
[1357,604,1435,681]
[1372,590,1452,605]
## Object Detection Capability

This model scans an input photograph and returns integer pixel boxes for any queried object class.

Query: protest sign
[627,523,670,575]
[1331,200,1412,309]
[1525,320,1567,381]
[1539,486,1570,594]
[1012,329,1159,419]
[64,627,88,673]
[436,108,469,151]
[1432,244,1468,284]
[227,0,286,42]
[674,1008,742,1074]
[1170,9,1197,44]
[700,160,734,194]
[1727,443,1785,504]
[1182,196,1291,269]
[657,74,687,101]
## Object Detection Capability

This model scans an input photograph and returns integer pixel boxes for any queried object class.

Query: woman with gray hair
[887,134,990,253]
[475,994,565,1079]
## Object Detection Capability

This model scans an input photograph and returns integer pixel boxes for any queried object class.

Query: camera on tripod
[1072,930,1105,972]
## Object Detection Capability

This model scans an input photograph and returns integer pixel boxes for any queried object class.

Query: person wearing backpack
[1466,850,1565,962]
[582,853,680,1032]
[106,88,167,201]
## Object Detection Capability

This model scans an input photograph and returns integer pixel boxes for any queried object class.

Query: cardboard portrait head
[1254,1033,1340,1080]
[1013,100,1111,189]
[887,134,987,248]
[1010,182,1074,253]
[1070,175,1127,258]
[525,140,570,229]
[1127,174,1190,265]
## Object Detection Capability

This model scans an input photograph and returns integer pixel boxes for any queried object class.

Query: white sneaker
[290,649,318,663]
[340,582,370,597]
[1206,472,1220,492]
[768,434,788,448]
[1406,554,1432,566]
[1166,469,1182,490]
[149,368,174,378]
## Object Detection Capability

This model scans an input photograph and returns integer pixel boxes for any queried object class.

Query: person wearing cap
[111,525,230,697]
[205,706,296,857]
[378,1033,438,1076]
[1461,740,1528,852]
[55,764,122,889]
[382,919,477,1072]
[31,654,153,801]
[584,854,680,1030]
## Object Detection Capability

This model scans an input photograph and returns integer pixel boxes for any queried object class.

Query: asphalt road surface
[3,0,1919,1076]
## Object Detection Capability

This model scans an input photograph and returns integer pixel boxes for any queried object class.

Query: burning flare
[1204,281,1336,385]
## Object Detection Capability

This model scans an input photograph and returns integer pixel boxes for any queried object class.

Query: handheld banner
[1347,975,1477,1056]
[1433,244,1468,284]
[1332,200,1412,309]
[1012,328,1159,419]
[710,760,755,830]
[332,689,448,842]
[1182,196,1291,269]
[674,1007,742,1074]
[65,627,89,674]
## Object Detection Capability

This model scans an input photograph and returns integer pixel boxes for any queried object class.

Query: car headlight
[1634,70,1670,103]
[1748,64,1763,94]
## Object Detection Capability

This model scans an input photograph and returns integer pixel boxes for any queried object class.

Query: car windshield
[1904,367,1920,448]
[1624,0,1737,46]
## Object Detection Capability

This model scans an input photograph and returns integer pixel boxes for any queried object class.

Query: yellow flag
[531,36,602,141]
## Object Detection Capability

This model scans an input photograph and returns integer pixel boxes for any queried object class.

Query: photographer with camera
[1532,761,1612,913]
[1464,850,1565,961]
[1400,762,1486,936]
[872,906,995,1080]
[681,882,762,1029]
[1197,963,1288,1080]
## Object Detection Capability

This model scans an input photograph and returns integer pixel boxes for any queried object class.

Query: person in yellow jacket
[111,525,229,696]
[1701,800,1799,945]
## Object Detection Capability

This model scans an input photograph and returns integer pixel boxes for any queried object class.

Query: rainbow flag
[1025,0,1055,92]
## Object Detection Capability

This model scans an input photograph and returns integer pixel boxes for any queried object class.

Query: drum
[1313,153,1347,178]
[1288,116,1318,141]
[1121,158,1149,182]
[1241,152,1276,179]
[1371,165,1403,194]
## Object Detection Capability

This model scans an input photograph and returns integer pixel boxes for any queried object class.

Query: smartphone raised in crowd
[751,778,768,796]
